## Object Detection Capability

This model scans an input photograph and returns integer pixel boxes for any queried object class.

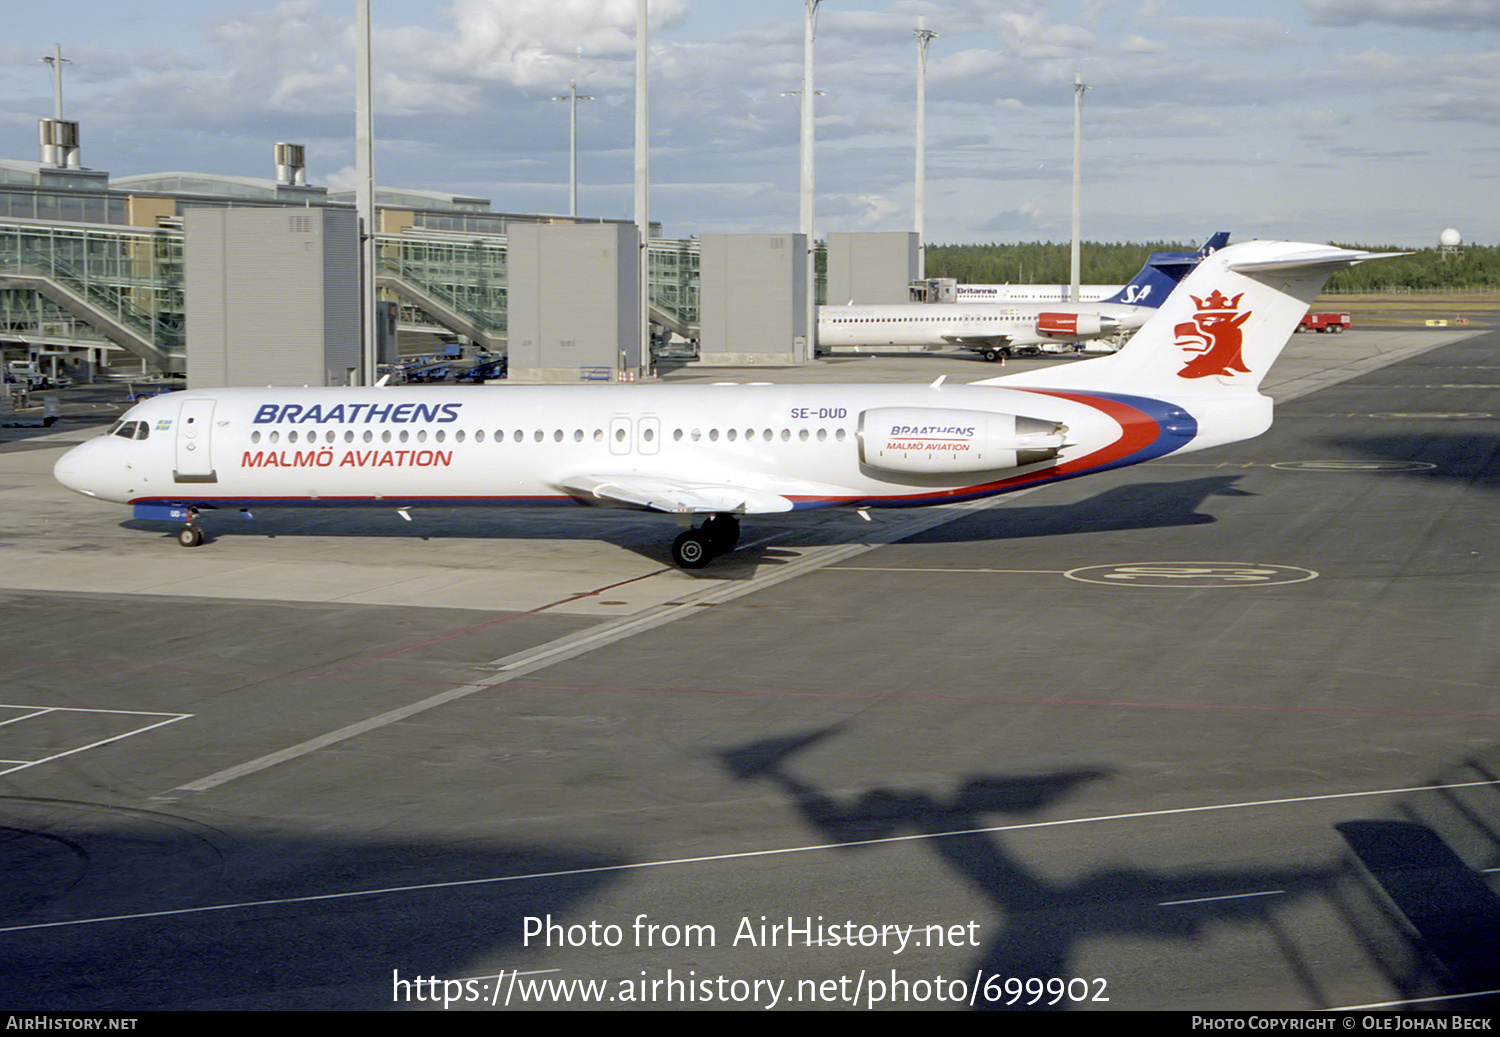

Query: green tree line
[926,241,1500,291]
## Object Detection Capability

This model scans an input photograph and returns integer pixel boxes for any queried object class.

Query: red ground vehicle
[1297,312,1352,333]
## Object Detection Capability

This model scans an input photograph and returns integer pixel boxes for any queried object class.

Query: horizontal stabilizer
[1225,247,1408,274]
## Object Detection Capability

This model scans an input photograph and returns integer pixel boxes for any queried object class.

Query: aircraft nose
[53,440,102,498]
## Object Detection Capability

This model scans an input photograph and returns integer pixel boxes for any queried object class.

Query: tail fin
[1195,231,1230,260]
[1100,231,1230,308]
[979,240,1402,395]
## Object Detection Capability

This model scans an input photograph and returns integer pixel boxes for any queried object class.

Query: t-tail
[1099,231,1231,308]
[978,240,1403,448]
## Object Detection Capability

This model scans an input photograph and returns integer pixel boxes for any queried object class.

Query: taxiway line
[23,776,1500,935]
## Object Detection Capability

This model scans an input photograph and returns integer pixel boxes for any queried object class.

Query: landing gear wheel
[701,514,740,554]
[671,530,712,569]
[177,524,205,548]
[981,348,1002,362]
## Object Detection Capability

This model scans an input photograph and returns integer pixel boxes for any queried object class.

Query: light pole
[635,0,649,377]
[40,44,68,120]
[551,81,594,218]
[914,18,937,281]
[1071,72,1086,304]
[800,0,823,363]
[357,0,377,386]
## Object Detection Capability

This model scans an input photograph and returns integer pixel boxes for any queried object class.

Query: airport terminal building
[0,136,703,385]
[1,128,920,386]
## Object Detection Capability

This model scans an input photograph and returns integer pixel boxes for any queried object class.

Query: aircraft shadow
[717,728,1500,1010]
[715,726,1327,1011]
[118,474,1256,575]
[899,474,1254,546]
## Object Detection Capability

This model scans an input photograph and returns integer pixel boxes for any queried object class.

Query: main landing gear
[670,513,740,569]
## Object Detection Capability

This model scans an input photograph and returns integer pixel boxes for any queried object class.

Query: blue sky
[2,1,1496,247]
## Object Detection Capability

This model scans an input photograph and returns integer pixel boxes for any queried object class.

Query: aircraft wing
[557,474,795,514]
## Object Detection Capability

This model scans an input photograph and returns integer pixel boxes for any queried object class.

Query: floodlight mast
[914,19,937,281]
[1071,72,1086,304]
[41,44,68,121]
[552,81,595,218]
[635,0,649,377]
[356,0,377,387]
[799,0,823,363]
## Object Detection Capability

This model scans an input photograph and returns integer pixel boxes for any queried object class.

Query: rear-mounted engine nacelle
[859,407,1067,474]
[1035,312,1119,338]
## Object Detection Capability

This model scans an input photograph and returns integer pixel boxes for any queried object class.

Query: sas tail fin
[978,240,1402,396]
[1099,231,1230,308]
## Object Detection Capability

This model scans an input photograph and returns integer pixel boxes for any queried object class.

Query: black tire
[671,530,712,569]
[981,348,1001,362]
[702,514,740,553]
[177,524,205,548]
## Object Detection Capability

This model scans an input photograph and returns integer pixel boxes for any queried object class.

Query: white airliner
[819,233,1229,361]
[952,283,1117,304]
[55,240,1392,568]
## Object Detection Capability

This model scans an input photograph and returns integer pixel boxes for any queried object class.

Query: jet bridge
[0,265,179,374]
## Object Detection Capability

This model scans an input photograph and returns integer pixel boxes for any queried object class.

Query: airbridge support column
[826,232,919,305]
[184,208,359,388]
[697,234,807,367]
[507,223,638,383]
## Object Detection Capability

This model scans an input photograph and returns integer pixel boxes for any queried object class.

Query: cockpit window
[111,421,149,441]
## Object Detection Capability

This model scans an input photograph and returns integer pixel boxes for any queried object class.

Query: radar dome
[1440,228,1462,248]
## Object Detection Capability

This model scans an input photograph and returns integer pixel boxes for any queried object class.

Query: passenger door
[174,399,217,482]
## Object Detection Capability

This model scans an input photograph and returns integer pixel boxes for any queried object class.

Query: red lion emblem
[1175,289,1252,379]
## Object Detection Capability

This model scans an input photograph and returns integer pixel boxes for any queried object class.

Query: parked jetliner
[55,240,1393,569]
[819,233,1229,361]
[952,283,1117,303]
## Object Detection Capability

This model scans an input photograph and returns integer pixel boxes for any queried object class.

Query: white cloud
[853,192,903,227]
[1167,16,1291,48]
[1290,109,1353,139]
[1308,0,1500,32]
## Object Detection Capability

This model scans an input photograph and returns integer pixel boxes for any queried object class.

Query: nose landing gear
[176,509,205,548]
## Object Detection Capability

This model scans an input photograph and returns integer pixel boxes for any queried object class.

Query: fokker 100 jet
[55,239,1393,568]
[818,233,1228,361]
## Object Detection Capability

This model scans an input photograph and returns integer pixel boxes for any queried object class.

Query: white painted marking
[0,704,193,777]
[21,776,1498,935]
[828,567,1066,575]
[0,707,54,727]
[1270,460,1436,473]
[1066,562,1318,587]
[1159,890,1284,907]
[1333,987,1500,1011]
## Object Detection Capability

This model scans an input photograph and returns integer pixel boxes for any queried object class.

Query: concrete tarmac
[1,328,1497,1011]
